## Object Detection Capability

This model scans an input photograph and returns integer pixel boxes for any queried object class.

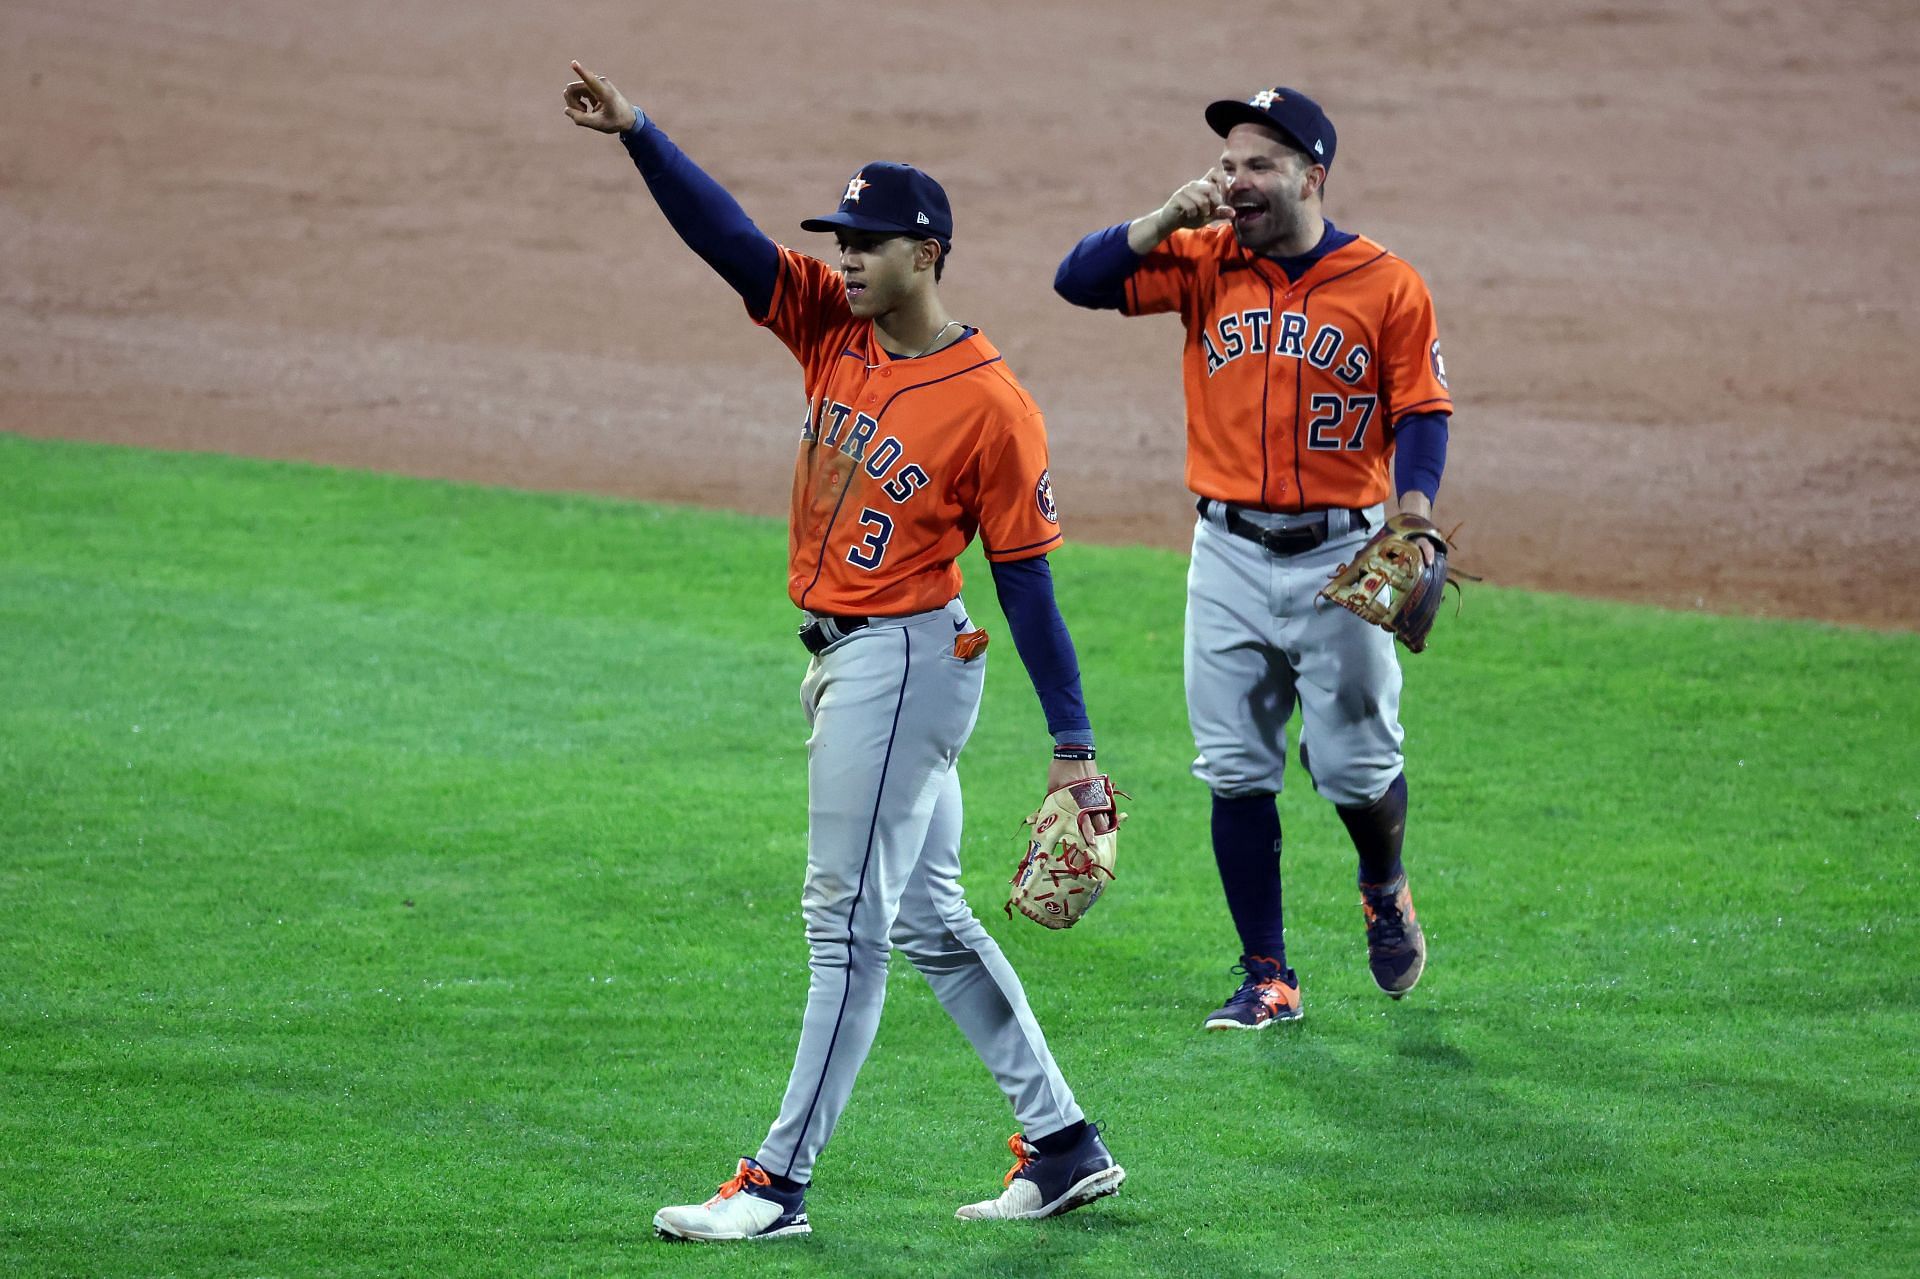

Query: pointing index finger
[569,60,605,103]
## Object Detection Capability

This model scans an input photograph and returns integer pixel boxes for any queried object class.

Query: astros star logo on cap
[842,175,871,202]
[1250,89,1282,108]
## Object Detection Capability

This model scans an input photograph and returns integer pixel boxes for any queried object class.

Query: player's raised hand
[1129,169,1231,253]
[563,60,638,134]
[1159,168,1232,232]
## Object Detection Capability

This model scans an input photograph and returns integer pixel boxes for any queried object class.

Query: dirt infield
[4,0,1916,627]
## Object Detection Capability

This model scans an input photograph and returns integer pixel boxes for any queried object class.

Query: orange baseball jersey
[1123,223,1451,512]
[755,245,1063,616]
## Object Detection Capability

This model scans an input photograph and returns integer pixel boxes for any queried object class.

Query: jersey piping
[1290,248,1391,510]
[794,353,1010,614]
[1256,267,1277,511]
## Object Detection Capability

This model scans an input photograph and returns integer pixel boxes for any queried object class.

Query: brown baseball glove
[1318,514,1474,653]
[1005,774,1127,929]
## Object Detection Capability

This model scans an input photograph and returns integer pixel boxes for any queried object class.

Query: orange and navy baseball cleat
[1360,873,1426,998]
[955,1125,1125,1221]
[653,1158,810,1242]
[1203,954,1302,1030]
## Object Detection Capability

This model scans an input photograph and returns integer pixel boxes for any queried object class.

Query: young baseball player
[1055,87,1453,1029]
[562,63,1124,1239]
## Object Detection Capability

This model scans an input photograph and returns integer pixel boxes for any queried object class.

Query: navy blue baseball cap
[801,161,953,250]
[1205,87,1336,170]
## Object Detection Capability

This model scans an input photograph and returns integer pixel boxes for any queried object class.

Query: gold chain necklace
[868,320,963,370]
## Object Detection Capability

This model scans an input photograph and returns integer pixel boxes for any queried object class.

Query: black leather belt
[1197,497,1367,556]
[798,614,869,654]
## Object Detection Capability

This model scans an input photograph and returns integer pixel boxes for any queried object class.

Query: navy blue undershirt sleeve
[1391,411,1449,504]
[620,119,780,319]
[1053,221,1140,311]
[989,555,1094,746]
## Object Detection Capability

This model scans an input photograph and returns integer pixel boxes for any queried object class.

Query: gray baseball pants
[1185,502,1405,805]
[757,598,1083,1183]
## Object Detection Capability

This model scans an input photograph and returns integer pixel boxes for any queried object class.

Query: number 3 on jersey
[846,508,894,570]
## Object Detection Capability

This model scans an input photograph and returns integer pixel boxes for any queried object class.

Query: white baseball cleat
[653,1158,811,1241]
[956,1125,1126,1221]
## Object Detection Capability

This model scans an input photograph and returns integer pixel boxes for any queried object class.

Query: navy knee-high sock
[1338,772,1408,886]
[1210,792,1286,964]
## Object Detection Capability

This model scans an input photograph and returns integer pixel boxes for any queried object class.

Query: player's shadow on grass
[1252,1006,1623,1220]
[1249,999,1901,1230]
[1390,1020,1475,1071]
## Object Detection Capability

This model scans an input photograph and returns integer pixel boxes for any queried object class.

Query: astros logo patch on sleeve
[1035,469,1059,524]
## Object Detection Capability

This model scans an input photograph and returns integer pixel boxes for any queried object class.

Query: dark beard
[1234,205,1314,256]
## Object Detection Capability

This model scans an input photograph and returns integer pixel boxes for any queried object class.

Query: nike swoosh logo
[953,618,968,631]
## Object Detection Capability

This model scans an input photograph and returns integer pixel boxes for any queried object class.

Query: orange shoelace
[716,1159,772,1200]
[1002,1133,1035,1187]
[1361,883,1414,924]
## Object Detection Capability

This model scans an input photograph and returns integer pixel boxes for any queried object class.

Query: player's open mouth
[1233,202,1266,228]
[846,281,867,299]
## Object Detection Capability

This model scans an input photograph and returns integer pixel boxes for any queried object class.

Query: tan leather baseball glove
[1006,774,1127,929]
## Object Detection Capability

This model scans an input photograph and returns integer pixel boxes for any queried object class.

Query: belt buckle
[1260,524,1320,555]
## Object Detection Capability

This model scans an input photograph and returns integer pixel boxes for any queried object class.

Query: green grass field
[2,433,1915,1278]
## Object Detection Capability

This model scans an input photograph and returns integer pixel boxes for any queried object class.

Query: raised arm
[1126,169,1233,255]
[563,61,780,317]
[1054,171,1230,311]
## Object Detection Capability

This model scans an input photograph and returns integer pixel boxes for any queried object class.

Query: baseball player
[1054,87,1453,1029]
[561,64,1124,1239]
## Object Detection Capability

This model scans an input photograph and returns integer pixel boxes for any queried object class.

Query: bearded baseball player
[1055,87,1454,1029]
[562,64,1124,1239]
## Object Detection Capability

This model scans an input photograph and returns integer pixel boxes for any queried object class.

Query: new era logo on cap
[916,211,930,225]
